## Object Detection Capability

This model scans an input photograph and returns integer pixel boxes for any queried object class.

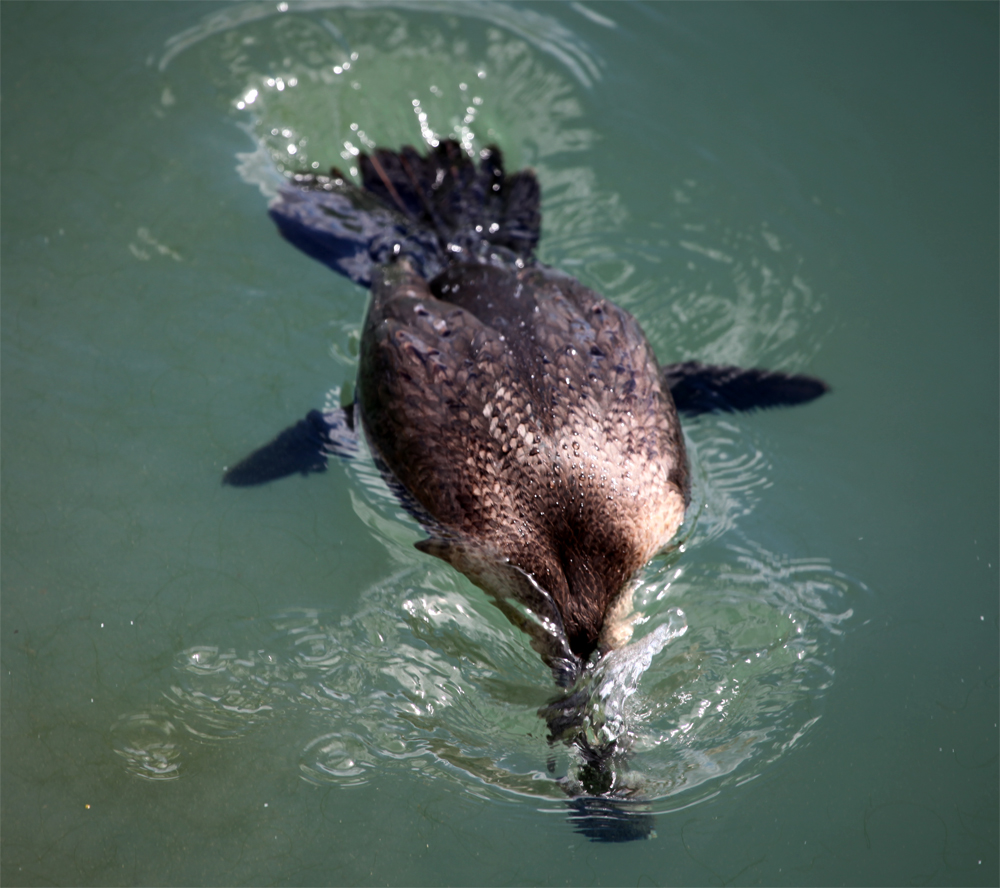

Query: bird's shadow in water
[541,694,657,841]
[566,737,657,841]
[567,797,656,843]
[538,606,690,842]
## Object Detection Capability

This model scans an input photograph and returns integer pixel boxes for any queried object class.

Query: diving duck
[224,140,827,688]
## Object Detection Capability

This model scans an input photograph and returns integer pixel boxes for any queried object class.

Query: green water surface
[2,2,997,885]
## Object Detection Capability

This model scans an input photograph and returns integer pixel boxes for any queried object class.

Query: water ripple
[111,711,182,781]
[115,530,860,812]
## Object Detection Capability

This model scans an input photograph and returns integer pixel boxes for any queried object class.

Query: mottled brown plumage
[357,258,689,666]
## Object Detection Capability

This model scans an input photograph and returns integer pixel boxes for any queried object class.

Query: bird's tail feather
[268,140,540,287]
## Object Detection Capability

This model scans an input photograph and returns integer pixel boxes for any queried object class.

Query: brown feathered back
[358,259,688,662]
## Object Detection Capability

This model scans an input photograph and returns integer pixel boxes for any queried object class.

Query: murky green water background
[2,3,996,885]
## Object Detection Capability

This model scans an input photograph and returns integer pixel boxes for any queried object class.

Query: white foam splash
[592,608,688,743]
